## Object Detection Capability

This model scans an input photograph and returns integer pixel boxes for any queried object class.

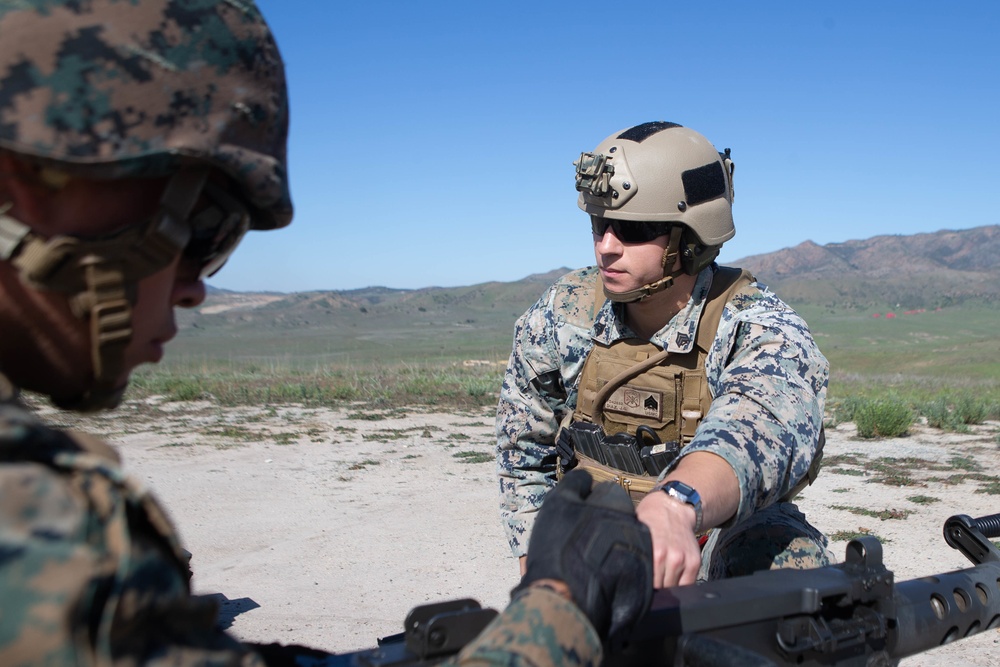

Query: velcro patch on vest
[604,384,664,420]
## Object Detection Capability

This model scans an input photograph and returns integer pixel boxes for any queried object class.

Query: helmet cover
[0,0,292,229]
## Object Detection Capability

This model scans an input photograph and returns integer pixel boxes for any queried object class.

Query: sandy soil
[42,399,1000,666]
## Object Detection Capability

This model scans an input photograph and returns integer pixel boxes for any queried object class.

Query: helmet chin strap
[0,168,208,412]
[55,258,135,412]
[603,226,684,304]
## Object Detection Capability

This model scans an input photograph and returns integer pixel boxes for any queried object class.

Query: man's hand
[513,469,653,642]
[635,490,702,587]
[636,451,741,588]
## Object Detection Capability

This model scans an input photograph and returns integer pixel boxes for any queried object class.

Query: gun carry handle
[944,513,1000,566]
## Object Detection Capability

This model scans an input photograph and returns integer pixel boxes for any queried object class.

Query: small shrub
[203,425,263,441]
[864,458,917,487]
[829,395,866,425]
[158,377,206,402]
[948,456,982,472]
[922,398,956,430]
[824,453,868,467]
[272,432,299,445]
[831,505,911,521]
[822,454,867,476]
[829,468,865,477]
[923,394,989,431]
[954,394,989,425]
[829,527,886,542]
[853,398,912,438]
[362,428,410,442]
[462,374,498,399]
[347,410,407,421]
[452,451,492,464]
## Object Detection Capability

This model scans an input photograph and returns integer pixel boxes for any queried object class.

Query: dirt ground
[42,399,1000,666]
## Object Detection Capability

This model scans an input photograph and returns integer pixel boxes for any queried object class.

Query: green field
[130,297,1000,417]
[798,302,1000,383]
[796,302,1000,426]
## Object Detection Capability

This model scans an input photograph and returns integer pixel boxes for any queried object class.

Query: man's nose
[595,229,623,253]
[173,274,206,309]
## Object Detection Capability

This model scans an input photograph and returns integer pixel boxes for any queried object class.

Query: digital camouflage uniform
[497,264,832,580]
[455,588,602,667]
[0,381,266,666]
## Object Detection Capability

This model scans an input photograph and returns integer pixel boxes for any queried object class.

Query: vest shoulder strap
[694,266,755,353]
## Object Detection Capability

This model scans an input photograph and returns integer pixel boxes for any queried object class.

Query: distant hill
[175,266,577,364]
[193,225,1000,328]
[731,225,1000,309]
[188,267,574,329]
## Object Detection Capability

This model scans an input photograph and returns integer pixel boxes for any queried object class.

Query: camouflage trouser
[698,502,831,582]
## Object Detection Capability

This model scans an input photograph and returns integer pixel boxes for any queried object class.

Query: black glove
[555,427,577,472]
[513,469,653,642]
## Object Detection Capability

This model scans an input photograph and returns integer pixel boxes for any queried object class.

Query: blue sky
[215,0,1000,293]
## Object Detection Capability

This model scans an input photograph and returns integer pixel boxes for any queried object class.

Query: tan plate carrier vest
[563,267,824,506]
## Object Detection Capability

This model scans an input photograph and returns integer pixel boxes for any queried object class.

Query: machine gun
[329,513,1000,666]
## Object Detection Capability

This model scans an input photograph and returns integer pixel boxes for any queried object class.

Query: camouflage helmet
[575,122,734,247]
[0,0,292,230]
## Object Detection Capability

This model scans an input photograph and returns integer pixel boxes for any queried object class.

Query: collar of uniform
[592,265,715,352]
[591,300,629,344]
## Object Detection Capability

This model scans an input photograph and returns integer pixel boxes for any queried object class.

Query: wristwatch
[659,480,703,533]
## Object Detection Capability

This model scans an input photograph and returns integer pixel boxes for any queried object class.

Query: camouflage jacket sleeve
[676,280,829,526]
[495,269,598,558]
[0,403,264,667]
[453,587,602,667]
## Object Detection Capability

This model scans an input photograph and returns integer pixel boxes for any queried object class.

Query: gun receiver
[335,513,1000,666]
[614,514,1000,665]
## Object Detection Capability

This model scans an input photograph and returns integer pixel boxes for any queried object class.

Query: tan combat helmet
[575,122,735,302]
[0,0,291,410]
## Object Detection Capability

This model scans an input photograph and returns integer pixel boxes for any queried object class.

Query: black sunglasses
[184,182,252,279]
[590,217,672,244]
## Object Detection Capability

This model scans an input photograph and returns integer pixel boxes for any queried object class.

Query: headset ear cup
[679,229,722,276]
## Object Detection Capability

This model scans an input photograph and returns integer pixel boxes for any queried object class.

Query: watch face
[666,481,695,496]
[662,481,703,532]
[663,481,698,502]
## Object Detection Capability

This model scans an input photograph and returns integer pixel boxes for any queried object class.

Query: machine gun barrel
[889,512,1000,660]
